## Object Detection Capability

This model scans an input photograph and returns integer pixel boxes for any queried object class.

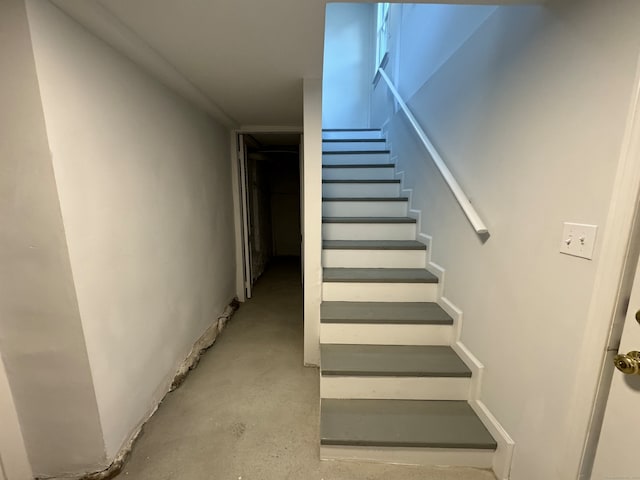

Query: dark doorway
[238,132,301,296]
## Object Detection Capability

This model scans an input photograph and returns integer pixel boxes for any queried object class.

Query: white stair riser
[320,323,452,346]
[322,249,426,269]
[323,153,390,165]
[322,130,382,140]
[322,183,400,198]
[323,141,387,152]
[323,201,407,217]
[320,446,493,468]
[322,282,437,302]
[322,223,417,241]
[320,376,470,401]
[323,167,395,181]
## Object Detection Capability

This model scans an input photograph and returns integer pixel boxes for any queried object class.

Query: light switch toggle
[559,222,597,260]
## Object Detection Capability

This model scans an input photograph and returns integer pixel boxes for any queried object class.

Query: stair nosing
[320,317,452,325]
[323,139,386,143]
[322,197,408,202]
[322,240,426,250]
[323,268,439,284]
[322,164,395,169]
[321,371,471,378]
[322,216,416,224]
[323,128,381,132]
[322,180,400,184]
[319,439,497,450]
[323,150,390,155]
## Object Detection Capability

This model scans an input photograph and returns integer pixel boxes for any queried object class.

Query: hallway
[118,259,495,480]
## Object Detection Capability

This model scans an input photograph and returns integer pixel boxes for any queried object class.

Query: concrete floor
[118,258,496,480]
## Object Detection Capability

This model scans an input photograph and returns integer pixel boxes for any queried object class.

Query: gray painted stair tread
[323,150,390,154]
[321,399,497,449]
[323,216,416,224]
[323,240,426,250]
[323,139,386,143]
[322,179,400,184]
[323,268,438,284]
[321,345,470,377]
[321,301,452,325]
[323,164,394,169]
[322,197,408,202]
[323,128,381,132]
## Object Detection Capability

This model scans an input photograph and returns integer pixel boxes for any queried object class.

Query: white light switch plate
[559,222,597,259]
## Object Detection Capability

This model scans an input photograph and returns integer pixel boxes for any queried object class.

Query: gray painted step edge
[323,164,395,169]
[323,268,438,284]
[323,150,391,155]
[320,345,471,377]
[322,217,416,224]
[321,399,497,449]
[323,128,381,132]
[323,139,386,143]
[323,197,408,202]
[320,301,452,325]
[322,180,400,184]
[323,240,426,250]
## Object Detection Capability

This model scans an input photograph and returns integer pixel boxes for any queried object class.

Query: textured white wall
[373,2,640,479]
[322,3,374,129]
[303,78,323,366]
[27,0,237,460]
[1,0,107,476]
[0,355,32,480]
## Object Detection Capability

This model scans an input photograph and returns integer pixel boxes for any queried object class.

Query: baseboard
[394,164,514,479]
[469,398,515,480]
[37,299,240,480]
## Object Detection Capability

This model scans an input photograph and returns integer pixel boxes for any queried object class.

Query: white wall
[0,355,33,480]
[27,0,237,462]
[0,0,107,476]
[373,2,640,479]
[395,4,497,100]
[303,78,323,366]
[322,3,374,129]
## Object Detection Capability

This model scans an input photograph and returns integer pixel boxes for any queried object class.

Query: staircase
[319,128,497,468]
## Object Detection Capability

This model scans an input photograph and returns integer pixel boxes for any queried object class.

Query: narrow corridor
[118,258,495,480]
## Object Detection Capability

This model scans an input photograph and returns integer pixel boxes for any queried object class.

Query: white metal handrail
[377,68,489,235]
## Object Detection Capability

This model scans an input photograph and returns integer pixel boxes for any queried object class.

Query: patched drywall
[373,2,640,479]
[322,3,374,129]
[26,0,237,464]
[0,0,107,476]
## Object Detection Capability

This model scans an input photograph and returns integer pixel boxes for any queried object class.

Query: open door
[590,250,640,477]
[237,134,252,299]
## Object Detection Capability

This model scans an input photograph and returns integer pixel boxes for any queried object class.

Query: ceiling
[52,0,544,129]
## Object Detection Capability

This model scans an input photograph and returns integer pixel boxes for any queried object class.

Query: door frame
[231,126,303,302]
[560,52,640,478]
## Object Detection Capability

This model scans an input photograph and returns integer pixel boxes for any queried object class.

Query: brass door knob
[614,351,640,375]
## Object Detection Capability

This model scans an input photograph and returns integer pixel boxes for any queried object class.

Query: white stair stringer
[322,249,426,269]
[322,281,437,302]
[322,222,417,241]
[323,140,387,151]
[323,129,383,140]
[322,181,400,198]
[323,199,407,217]
[320,376,470,401]
[323,152,390,165]
[320,323,453,346]
[323,166,395,181]
[320,445,494,469]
